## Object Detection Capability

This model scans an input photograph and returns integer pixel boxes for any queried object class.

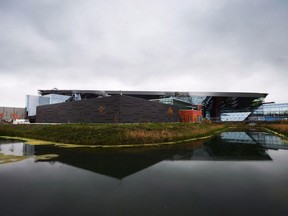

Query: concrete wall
[36,95,180,123]
[0,107,26,120]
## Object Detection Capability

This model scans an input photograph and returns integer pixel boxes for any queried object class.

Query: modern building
[26,89,268,123]
[0,106,26,123]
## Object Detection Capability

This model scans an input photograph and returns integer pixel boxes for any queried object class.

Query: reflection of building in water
[32,132,287,179]
[221,132,288,150]
[23,144,35,156]
[33,145,184,179]
[221,132,255,144]
[171,145,272,161]
[0,141,34,156]
[171,132,287,161]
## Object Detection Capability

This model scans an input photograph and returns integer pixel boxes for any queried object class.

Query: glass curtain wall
[249,103,288,121]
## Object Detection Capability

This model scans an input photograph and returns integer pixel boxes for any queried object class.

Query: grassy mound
[0,123,227,146]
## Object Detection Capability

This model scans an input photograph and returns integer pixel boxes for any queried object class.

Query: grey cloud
[200,0,288,71]
[0,0,287,106]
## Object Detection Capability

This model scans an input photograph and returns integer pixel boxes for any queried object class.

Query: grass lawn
[0,123,227,146]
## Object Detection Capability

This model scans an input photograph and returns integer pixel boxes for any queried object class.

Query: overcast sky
[0,0,287,107]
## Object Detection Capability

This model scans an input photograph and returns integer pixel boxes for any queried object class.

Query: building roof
[38,89,267,99]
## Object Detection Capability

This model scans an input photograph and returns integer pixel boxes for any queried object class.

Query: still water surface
[1,131,288,216]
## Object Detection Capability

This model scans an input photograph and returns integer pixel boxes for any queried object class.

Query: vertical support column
[211,97,222,121]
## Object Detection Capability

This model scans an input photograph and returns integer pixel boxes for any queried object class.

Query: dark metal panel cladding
[36,95,180,123]
[119,95,180,123]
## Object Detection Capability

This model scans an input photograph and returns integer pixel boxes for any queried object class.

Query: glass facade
[26,94,70,117]
[220,112,251,122]
[151,98,193,109]
[26,95,49,116]
[47,94,70,104]
[249,103,288,121]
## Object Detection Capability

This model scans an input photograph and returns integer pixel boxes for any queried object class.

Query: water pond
[1,131,288,216]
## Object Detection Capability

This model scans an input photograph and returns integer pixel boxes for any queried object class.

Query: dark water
[1,131,288,216]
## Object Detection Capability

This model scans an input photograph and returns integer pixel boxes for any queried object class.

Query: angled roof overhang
[38,89,267,111]
[38,89,267,100]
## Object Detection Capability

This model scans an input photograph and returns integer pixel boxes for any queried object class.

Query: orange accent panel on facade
[179,110,202,123]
